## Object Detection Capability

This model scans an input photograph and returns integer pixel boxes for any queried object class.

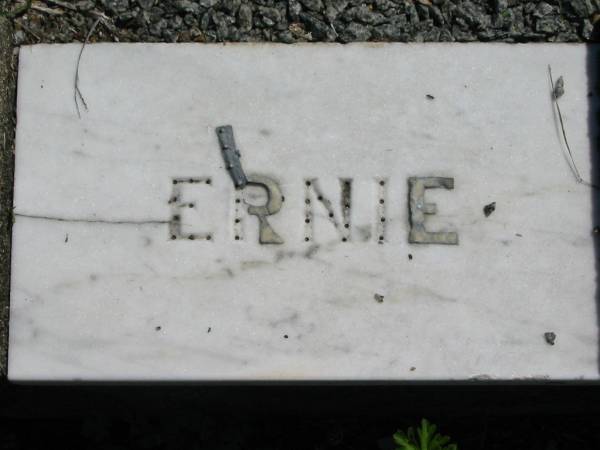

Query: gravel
[1,0,599,45]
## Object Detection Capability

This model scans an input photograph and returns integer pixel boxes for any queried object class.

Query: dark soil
[1,384,600,450]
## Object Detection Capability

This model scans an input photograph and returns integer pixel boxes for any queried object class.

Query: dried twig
[40,0,77,11]
[40,0,109,19]
[90,10,110,21]
[97,15,119,41]
[548,65,598,189]
[31,4,64,16]
[74,17,101,118]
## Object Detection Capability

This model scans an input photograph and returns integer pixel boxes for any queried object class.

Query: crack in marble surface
[14,213,169,225]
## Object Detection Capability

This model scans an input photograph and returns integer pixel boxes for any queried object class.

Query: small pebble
[544,332,556,346]
[13,30,26,46]
[374,293,384,303]
[483,202,496,217]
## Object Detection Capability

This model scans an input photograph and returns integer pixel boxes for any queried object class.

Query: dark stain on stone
[269,312,299,328]
[275,250,295,263]
[544,332,556,345]
[356,225,371,241]
[484,202,496,217]
[374,293,384,303]
[304,244,320,259]
[64,234,68,243]
[259,129,272,136]
[240,260,270,270]
[426,94,435,100]
[155,326,161,331]
[89,274,98,281]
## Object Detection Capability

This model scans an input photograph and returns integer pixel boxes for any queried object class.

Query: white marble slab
[8,43,599,381]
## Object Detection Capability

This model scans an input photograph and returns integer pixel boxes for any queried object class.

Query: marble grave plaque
[7,43,600,381]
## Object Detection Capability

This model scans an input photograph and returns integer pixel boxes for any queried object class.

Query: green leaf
[418,419,436,449]
[393,430,418,450]
[392,419,458,450]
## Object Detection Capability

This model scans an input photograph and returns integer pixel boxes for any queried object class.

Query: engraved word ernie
[168,126,459,246]
[169,175,458,246]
